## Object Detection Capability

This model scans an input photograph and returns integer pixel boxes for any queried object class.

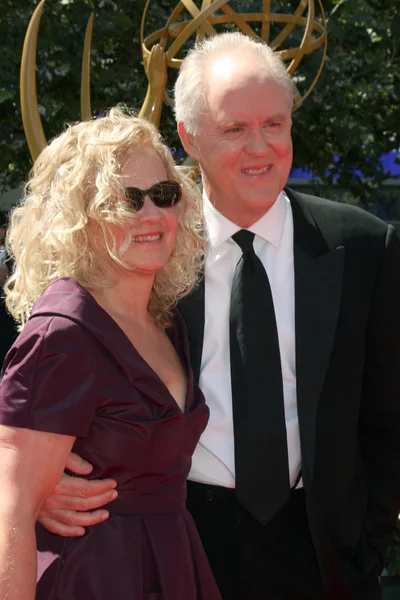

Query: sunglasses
[124,180,182,211]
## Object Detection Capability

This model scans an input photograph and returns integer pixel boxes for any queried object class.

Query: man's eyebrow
[219,120,248,128]
[264,113,290,122]
[219,114,290,128]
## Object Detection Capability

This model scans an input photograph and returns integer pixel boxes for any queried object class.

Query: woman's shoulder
[10,309,98,367]
[31,277,92,318]
[28,278,145,369]
[29,277,110,338]
[8,278,101,363]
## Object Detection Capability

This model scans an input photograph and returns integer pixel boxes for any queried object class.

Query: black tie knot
[232,229,255,253]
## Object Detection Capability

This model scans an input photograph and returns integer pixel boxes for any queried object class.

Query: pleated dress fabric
[0,277,221,600]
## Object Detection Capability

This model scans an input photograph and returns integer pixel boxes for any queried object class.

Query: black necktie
[229,229,290,525]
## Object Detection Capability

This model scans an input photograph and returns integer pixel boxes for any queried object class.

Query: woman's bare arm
[0,425,75,600]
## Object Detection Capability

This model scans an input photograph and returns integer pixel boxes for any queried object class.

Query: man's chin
[245,192,280,211]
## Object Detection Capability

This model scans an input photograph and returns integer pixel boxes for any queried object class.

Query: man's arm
[360,224,400,562]
[38,452,118,537]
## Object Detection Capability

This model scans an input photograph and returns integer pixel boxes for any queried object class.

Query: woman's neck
[91,270,156,327]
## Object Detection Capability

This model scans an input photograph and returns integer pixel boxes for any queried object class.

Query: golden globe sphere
[141,0,327,109]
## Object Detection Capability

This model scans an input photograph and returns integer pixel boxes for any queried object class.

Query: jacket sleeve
[360,224,400,562]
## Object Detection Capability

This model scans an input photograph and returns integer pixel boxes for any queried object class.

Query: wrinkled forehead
[203,53,287,107]
[203,72,291,124]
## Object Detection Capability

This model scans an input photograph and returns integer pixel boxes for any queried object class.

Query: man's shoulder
[286,187,389,240]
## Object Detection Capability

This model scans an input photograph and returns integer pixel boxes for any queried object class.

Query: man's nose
[245,130,269,157]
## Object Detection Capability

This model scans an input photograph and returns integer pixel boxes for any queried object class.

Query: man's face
[179,54,293,227]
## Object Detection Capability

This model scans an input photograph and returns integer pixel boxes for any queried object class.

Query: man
[38,33,400,599]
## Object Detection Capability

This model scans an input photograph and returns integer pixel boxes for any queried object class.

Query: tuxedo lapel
[177,277,205,386]
[287,188,345,485]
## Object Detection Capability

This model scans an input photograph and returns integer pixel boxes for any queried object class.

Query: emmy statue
[20,0,327,162]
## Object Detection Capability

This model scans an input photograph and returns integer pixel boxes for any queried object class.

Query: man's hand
[37,452,118,537]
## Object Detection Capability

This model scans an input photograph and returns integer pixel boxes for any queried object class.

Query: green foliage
[0,0,399,202]
[0,0,166,190]
[292,0,400,201]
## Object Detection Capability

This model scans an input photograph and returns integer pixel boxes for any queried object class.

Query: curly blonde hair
[5,107,204,328]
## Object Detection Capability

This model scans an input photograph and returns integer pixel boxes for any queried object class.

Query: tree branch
[326,0,349,23]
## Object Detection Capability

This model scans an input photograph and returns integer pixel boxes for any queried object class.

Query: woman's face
[109,147,180,275]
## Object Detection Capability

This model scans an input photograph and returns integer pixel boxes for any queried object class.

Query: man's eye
[226,127,243,134]
[264,122,281,129]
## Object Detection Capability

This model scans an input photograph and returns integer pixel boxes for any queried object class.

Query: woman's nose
[138,195,163,221]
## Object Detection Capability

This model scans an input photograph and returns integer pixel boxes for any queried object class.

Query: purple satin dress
[0,278,221,600]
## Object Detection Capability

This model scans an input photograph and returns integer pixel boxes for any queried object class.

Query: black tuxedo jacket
[178,188,400,589]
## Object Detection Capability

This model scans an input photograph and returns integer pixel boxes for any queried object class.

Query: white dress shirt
[188,191,302,489]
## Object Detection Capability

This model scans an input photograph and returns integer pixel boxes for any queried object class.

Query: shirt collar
[203,189,288,250]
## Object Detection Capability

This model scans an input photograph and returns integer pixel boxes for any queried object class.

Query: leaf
[0,91,13,103]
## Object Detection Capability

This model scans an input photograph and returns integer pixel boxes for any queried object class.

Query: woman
[0,108,221,600]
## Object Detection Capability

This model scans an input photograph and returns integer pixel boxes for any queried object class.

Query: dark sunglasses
[124,180,182,211]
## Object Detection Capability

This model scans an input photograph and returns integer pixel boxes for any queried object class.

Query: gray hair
[174,32,294,135]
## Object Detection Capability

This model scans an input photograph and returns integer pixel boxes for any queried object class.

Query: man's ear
[177,122,200,161]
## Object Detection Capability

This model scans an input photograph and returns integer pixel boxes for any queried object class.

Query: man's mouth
[241,165,272,175]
